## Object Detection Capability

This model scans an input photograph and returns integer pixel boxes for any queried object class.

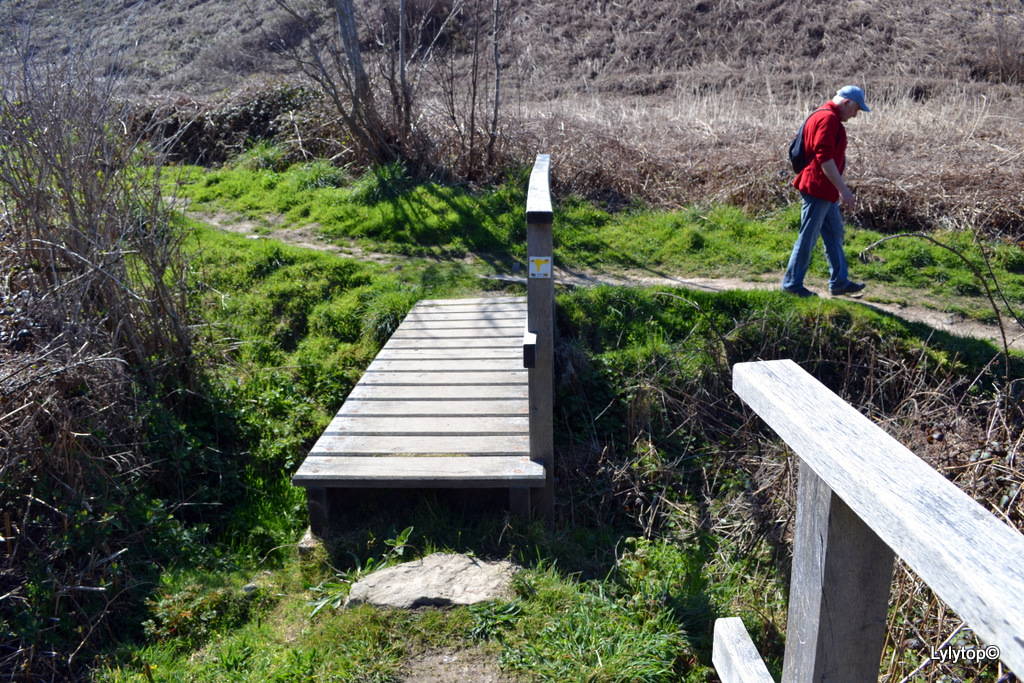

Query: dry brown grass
[515,81,1024,238]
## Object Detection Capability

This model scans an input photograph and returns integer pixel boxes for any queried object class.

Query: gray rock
[345,553,517,609]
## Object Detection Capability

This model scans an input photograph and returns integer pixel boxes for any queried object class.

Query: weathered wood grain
[346,384,528,400]
[388,327,520,340]
[781,464,894,682]
[294,455,546,488]
[712,618,776,683]
[404,310,527,321]
[308,433,529,456]
[394,319,522,330]
[382,337,519,350]
[359,370,527,385]
[367,358,524,372]
[374,347,522,359]
[526,154,553,224]
[417,297,526,306]
[293,295,544,508]
[335,399,528,416]
[527,153,555,517]
[323,415,529,435]
[733,359,1024,676]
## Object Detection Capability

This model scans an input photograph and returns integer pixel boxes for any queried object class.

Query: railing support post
[782,461,895,682]
[526,153,554,520]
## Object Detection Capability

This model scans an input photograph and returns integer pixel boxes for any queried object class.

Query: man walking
[782,85,870,298]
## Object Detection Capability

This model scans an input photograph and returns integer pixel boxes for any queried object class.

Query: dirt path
[197,211,1024,351]
[549,267,1024,351]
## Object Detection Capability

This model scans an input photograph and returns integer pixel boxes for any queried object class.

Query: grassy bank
[4,141,1021,680]
[89,164,1022,679]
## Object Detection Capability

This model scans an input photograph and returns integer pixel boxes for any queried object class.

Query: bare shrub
[0,71,192,383]
[0,42,195,678]
[265,0,516,182]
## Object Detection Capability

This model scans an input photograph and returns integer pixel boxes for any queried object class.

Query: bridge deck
[292,297,546,494]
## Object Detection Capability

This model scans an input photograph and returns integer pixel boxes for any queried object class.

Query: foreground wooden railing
[714,359,1024,681]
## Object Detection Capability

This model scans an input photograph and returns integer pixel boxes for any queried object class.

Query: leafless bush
[0,63,192,382]
[0,43,195,678]
[265,0,516,182]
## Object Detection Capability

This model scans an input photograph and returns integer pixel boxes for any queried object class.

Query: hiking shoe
[830,281,866,296]
[782,286,818,298]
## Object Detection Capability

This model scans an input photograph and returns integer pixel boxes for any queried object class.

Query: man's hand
[821,158,855,212]
[838,187,855,211]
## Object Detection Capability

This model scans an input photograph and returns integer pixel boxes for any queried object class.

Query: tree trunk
[487,0,500,167]
[331,0,371,105]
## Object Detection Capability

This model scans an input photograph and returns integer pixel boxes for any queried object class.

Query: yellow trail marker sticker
[528,257,551,278]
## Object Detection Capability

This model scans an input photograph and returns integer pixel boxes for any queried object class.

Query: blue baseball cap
[837,85,870,112]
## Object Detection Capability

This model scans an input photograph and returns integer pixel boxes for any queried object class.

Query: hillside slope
[4,0,1021,99]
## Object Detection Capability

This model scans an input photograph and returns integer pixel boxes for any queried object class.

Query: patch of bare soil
[189,210,399,264]
[549,266,1009,350]
[553,267,1024,351]
[398,646,520,683]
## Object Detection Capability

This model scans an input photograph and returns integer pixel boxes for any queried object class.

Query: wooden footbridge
[291,152,1024,681]
[292,154,555,530]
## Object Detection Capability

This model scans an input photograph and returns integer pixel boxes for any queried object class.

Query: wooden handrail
[712,618,775,682]
[715,358,1024,680]
[525,153,554,519]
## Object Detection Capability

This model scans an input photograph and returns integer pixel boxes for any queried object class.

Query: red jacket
[792,101,847,202]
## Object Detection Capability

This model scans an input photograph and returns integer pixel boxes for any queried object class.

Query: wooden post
[305,487,330,537]
[782,462,894,682]
[526,153,555,520]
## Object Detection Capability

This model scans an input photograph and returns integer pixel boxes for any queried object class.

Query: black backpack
[788,106,833,173]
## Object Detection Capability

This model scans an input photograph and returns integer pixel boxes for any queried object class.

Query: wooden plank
[526,154,553,224]
[418,297,526,307]
[347,384,528,400]
[293,455,546,488]
[712,618,776,683]
[323,415,529,435]
[782,464,894,682]
[733,359,1024,675]
[360,371,527,385]
[336,400,529,416]
[309,433,530,456]
[527,154,555,518]
[367,358,525,372]
[389,327,521,340]
[374,347,523,360]
[293,294,544,512]
[404,310,527,322]
[395,319,523,330]
[382,337,520,350]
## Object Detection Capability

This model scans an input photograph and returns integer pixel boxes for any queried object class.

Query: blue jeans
[782,192,849,291]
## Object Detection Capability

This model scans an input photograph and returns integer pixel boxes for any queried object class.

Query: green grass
[80,161,1023,682]
[172,159,527,261]
[170,161,1024,324]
